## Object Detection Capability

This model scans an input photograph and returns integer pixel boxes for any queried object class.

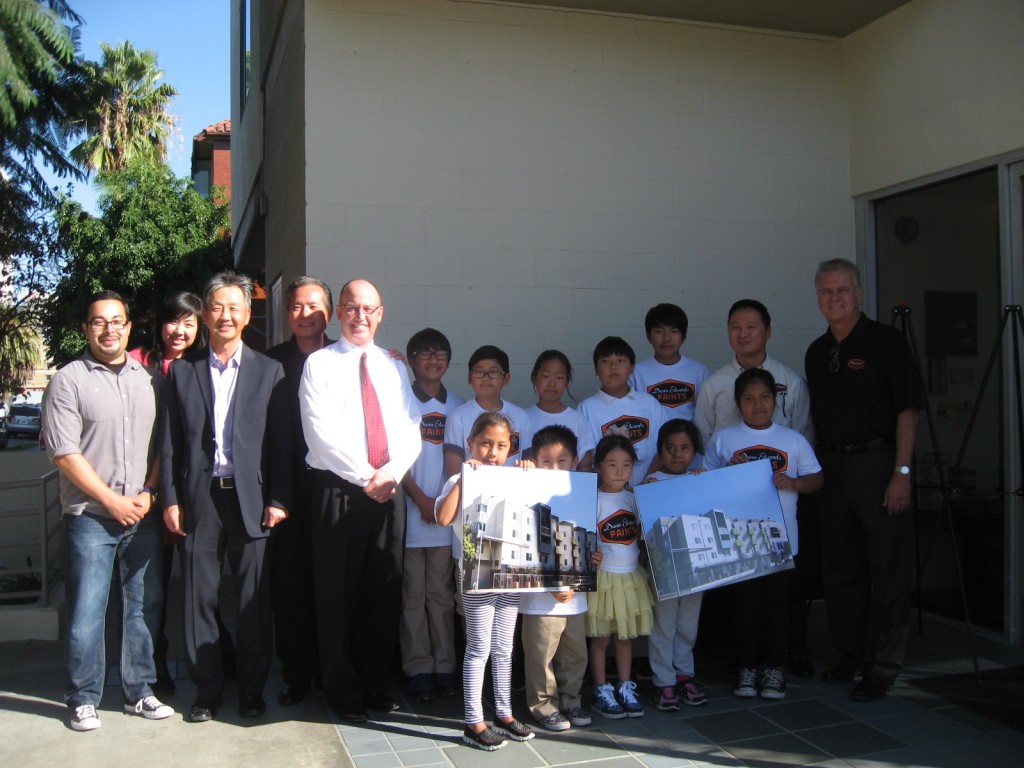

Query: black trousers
[182,485,271,704]
[311,470,405,709]
[817,446,912,683]
[269,469,318,687]
[733,569,792,669]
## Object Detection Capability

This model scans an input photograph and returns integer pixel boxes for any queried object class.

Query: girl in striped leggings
[435,412,536,751]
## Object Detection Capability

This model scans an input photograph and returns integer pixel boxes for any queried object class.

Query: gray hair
[204,271,255,310]
[285,276,333,315]
[815,258,861,288]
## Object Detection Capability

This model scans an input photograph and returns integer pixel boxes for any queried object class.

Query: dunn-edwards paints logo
[601,416,650,444]
[646,379,696,408]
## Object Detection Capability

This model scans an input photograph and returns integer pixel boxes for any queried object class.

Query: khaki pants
[522,613,587,719]
[400,546,456,676]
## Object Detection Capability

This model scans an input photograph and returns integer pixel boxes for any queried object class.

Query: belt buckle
[216,476,235,490]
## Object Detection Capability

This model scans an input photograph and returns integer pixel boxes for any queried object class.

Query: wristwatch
[895,465,911,476]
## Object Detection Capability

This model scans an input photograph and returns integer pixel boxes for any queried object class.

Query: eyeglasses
[411,350,450,361]
[88,318,127,332]
[342,304,381,317]
[829,345,841,374]
[471,368,505,380]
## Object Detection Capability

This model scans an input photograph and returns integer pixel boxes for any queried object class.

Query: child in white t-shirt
[631,303,710,423]
[525,349,596,471]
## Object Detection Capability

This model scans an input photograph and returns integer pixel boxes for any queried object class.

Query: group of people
[43,257,919,750]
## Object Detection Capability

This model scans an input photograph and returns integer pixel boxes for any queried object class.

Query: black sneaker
[493,718,535,741]
[407,673,436,701]
[462,726,507,751]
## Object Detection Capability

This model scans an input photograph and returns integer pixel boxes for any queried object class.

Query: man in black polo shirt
[805,258,920,702]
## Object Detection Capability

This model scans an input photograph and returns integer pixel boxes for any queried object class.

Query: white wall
[845,0,1024,195]
[303,0,853,405]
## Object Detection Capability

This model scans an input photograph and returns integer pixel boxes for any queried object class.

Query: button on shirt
[299,338,422,486]
[41,351,161,517]
[209,346,242,477]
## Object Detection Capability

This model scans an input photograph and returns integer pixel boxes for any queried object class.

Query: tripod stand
[890,304,979,680]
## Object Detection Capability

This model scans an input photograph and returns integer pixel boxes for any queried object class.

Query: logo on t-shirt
[599,510,638,544]
[733,445,789,474]
[420,412,446,445]
[847,359,866,371]
[601,416,650,444]
[647,380,695,408]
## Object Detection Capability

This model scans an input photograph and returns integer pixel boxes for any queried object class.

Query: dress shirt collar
[728,353,774,374]
[593,387,638,405]
[209,343,244,370]
[412,381,448,404]
[81,349,143,374]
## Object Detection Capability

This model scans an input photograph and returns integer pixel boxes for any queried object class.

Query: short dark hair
[734,367,777,403]
[407,327,452,359]
[594,433,638,465]
[85,290,129,321]
[205,271,255,310]
[286,276,334,315]
[728,299,771,328]
[657,418,702,455]
[645,303,688,338]
[592,336,635,367]
[531,424,579,459]
[530,349,575,403]
[468,344,509,373]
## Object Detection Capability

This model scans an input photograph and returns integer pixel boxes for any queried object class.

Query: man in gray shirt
[42,290,171,731]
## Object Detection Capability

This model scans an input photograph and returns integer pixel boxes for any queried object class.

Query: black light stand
[891,304,980,680]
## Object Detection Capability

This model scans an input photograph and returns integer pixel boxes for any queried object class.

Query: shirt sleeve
[41,370,82,460]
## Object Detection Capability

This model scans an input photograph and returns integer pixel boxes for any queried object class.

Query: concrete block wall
[303,0,853,405]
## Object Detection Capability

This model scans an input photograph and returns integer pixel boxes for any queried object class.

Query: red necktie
[361,352,390,469]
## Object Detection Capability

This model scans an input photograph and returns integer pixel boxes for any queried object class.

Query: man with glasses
[299,278,421,722]
[42,290,170,731]
[805,258,920,702]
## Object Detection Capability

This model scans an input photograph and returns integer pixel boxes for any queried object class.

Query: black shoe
[365,693,399,713]
[851,676,888,702]
[188,703,217,722]
[820,662,857,683]
[239,693,267,718]
[334,703,368,723]
[634,656,654,681]
[786,653,815,679]
[278,683,309,707]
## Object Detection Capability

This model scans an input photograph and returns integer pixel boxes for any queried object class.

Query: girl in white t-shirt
[435,412,535,751]
[587,435,655,719]
[525,350,596,471]
[704,368,823,702]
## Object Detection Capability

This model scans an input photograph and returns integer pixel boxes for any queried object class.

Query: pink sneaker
[677,675,708,706]
[655,686,679,711]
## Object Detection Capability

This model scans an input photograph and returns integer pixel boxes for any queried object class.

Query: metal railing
[0,470,62,607]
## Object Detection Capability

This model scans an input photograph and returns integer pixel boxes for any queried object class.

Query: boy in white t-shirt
[400,328,465,702]
[519,426,593,732]
[579,336,665,488]
[444,345,533,478]
[631,303,710,423]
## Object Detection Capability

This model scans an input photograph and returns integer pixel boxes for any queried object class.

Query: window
[239,0,252,114]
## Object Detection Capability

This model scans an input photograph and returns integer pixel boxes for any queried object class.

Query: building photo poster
[458,464,599,594]
[634,459,793,601]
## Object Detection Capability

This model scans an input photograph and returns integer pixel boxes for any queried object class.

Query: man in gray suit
[162,272,291,722]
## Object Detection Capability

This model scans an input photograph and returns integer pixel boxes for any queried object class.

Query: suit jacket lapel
[194,355,215,427]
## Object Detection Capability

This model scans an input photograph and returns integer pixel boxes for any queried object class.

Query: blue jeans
[63,510,163,707]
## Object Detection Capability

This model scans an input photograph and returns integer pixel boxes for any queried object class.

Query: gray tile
[387,734,443,751]
[796,722,905,758]
[398,748,448,766]
[722,732,830,767]
[686,710,784,744]
[442,739,545,768]
[868,709,981,746]
[339,723,390,741]
[353,755,403,768]
[934,704,1009,732]
[637,752,699,768]
[756,700,855,732]
[347,739,395,757]
[529,728,630,764]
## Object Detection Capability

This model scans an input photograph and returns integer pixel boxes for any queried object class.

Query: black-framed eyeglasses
[342,304,381,317]
[411,350,450,361]
[88,318,127,332]
[829,345,841,374]
[471,369,505,380]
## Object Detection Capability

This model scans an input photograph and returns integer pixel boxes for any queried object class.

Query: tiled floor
[327,606,1024,768]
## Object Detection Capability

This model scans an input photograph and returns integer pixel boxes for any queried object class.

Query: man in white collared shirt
[299,278,421,722]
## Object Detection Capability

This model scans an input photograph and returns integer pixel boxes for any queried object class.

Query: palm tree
[70,40,178,174]
[0,302,42,397]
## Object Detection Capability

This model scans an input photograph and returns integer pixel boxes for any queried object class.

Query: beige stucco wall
[301,0,853,404]
[845,0,1024,196]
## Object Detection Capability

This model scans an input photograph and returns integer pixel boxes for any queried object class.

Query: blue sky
[48,0,231,211]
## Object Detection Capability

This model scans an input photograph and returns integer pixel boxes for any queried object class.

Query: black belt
[822,437,893,455]
[212,476,235,490]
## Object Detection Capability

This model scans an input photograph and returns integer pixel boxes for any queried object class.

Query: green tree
[43,161,232,365]
[0,302,42,396]
[70,40,178,174]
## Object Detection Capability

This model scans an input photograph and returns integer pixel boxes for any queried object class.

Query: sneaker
[760,667,787,700]
[407,673,437,702]
[734,667,758,698]
[70,704,101,731]
[655,686,679,711]
[435,672,460,697]
[676,675,707,706]
[537,711,571,731]
[493,718,535,741]
[462,725,507,751]
[592,683,626,719]
[617,680,645,717]
[124,696,173,720]
[634,656,654,680]
[561,706,592,726]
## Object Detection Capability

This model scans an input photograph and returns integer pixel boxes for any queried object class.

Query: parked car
[4,403,42,439]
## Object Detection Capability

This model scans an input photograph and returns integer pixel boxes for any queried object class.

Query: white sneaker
[124,695,174,720]
[70,704,101,731]
[617,680,645,717]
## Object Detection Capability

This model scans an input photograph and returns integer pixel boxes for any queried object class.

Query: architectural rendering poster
[634,459,794,601]
[459,464,599,594]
